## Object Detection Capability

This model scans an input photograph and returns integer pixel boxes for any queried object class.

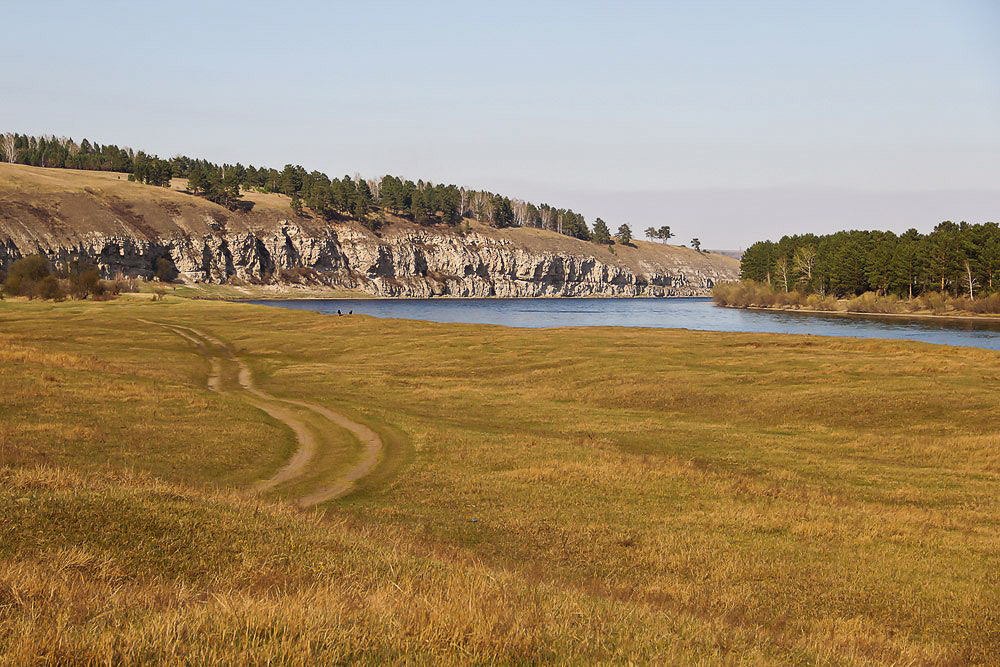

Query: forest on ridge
[0,132,628,243]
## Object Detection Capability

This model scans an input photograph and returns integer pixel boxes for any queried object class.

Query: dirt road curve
[142,319,383,506]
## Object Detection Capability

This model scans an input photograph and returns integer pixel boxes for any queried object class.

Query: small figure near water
[337,309,342,316]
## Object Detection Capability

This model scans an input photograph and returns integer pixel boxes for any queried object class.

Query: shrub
[4,255,53,297]
[969,293,1000,314]
[713,281,793,308]
[785,290,808,307]
[948,296,974,313]
[845,292,904,314]
[921,292,948,315]
[68,263,102,299]
[113,277,140,294]
[740,282,772,307]
[154,256,178,282]
[712,282,737,306]
[33,275,65,301]
[805,294,838,311]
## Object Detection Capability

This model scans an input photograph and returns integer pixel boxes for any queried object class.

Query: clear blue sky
[3,0,998,248]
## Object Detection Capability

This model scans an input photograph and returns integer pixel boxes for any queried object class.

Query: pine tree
[616,224,632,246]
[593,218,612,245]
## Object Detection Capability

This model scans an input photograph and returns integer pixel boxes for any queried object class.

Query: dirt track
[144,320,383,506]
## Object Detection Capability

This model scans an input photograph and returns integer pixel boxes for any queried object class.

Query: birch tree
[775,256,791,292]
[793,246,817,285]
[964,258,977,299]
[1,133,17,163]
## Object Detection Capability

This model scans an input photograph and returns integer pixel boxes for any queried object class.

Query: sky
[3,0,998,249]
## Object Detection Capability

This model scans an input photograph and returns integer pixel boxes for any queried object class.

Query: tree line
[740,222,1000,299]
[1,132,678,247]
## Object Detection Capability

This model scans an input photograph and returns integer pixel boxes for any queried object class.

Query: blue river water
[247,297,1000,351]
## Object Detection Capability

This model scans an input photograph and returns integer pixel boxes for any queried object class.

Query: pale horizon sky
[3,0,999,248]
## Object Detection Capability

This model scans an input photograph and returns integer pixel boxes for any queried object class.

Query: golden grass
[1,296,998,663]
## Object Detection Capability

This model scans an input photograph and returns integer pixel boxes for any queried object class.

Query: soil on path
[142,319,384,506]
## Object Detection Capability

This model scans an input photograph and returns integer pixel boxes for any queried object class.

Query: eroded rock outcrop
[0,165,738,296]
[0,222,736,297]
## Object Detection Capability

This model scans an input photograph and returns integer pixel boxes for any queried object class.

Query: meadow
[1,295,998,664]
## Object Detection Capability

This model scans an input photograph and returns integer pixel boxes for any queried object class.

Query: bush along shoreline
[713,281,1000,317]
[0,254,149,302]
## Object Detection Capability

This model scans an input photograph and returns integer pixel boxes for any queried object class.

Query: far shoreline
[230,294,716,302]
[719,303,1000,326]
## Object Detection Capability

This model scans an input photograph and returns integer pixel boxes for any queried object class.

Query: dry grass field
[1,295,998,663]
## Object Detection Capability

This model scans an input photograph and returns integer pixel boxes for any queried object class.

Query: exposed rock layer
[0,165,738,297]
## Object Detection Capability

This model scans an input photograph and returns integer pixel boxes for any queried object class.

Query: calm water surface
[248,297,1000,351]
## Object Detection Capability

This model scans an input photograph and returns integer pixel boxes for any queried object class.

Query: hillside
[0,164,738,297]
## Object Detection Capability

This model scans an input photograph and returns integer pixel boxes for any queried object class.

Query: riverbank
[722,303,1000,325]
[154,281,715,301]
[712,281,1000,323]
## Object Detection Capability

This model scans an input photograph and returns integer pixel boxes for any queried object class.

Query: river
[247,297,1000,351]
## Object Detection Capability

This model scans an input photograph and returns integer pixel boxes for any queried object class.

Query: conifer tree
[593,218,612,245]
[616,224,632,246]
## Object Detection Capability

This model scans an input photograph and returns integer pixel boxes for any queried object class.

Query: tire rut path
[142,319,384,505]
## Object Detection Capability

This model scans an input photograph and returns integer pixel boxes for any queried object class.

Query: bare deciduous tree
[366,178,380,200]
[511,199,530,227]
[540,207,554,232]
[965,258,978,299]
[1,133,17,163]
[793,246,817,284]
[775,256,791,292]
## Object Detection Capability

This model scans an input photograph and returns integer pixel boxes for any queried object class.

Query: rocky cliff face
[0,223,736,297]
[0,165,738,297]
